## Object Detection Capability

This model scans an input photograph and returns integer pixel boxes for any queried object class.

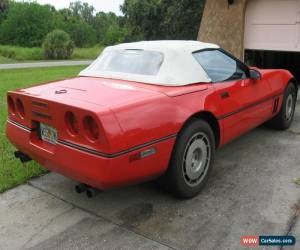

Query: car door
[193,49,273,144]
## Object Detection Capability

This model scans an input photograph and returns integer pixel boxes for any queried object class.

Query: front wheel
[165,119,215,198]
[267,82,297,130]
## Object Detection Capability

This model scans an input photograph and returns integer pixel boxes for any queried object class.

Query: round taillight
[83,116,99,142]
[7,96,15,115]
[16,99,25,118]
[65,112,79,135]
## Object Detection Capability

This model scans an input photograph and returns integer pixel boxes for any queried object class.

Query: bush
[43,30,75,59]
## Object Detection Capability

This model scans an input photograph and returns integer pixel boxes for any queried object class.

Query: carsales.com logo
[240,236,259,247]
[240,236,296,247]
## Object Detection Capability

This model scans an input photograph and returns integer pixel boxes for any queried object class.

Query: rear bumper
[6,120,175,189]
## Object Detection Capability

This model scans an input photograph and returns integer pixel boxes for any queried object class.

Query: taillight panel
[65,111,79,136]
[83,116,99,142]
[64,111,100,143]
[7,95,16,115]
[8,94,109,152]
[7,93,31,129]
[16,99,25,118]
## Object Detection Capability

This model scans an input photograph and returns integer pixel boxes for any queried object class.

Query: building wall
[198,0,248,59]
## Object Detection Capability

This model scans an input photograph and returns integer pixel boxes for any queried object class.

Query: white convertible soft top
[79,40,219,86]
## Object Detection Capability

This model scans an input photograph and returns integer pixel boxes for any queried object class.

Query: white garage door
[244,0,300,52]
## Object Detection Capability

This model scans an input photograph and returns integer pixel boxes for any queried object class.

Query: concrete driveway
[1,104,300,250]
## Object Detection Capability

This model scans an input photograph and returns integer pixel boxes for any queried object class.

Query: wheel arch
[288,77,299,95]
[180,111,221,148]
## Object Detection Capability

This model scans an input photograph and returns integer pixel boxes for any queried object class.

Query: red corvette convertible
[6,41,297,198]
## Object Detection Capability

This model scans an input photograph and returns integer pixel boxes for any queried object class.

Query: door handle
[241,80,254,87]
[220,91,230,99]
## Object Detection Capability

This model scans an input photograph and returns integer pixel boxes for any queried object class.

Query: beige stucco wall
[198,0,247,59]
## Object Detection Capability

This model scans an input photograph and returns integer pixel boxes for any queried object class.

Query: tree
[92,11,126,44]
[103,24,128,46]
[121,0,163,41]
[121,0,206,41]
[54,2,97,47]
[56,17,97,47]
[69,1,95,25]
[0,0,206,49]
[0,0,9,24]
[0,2,54,47]
[0,0,8,12]
[160,0,205,40]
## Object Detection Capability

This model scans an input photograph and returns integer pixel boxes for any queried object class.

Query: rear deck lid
[20,77,163,108]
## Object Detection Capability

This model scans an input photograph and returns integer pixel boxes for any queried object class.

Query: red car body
[6,69,294,189]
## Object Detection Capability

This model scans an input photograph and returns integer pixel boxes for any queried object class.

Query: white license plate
[40,123,57,145]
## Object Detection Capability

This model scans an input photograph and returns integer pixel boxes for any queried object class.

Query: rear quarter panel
[110,84,223,150]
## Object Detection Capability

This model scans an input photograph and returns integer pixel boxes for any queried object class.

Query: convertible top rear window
[89,49,163,76]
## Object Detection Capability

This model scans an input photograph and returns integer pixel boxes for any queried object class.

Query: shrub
[43,30,75,59]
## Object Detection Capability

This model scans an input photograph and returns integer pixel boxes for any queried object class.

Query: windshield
[88,49,163,76]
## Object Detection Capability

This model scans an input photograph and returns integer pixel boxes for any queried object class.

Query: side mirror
[249,69,262,80]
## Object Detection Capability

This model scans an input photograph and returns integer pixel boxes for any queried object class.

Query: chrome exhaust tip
[75,183,88,194]
[86,188,100,198]
[14,151,32,163]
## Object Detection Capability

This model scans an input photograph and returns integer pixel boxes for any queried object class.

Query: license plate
[40,123,57,145]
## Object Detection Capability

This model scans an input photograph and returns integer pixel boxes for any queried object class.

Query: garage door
[244,0,300,52]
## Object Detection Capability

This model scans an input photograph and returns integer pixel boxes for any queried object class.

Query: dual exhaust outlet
[75,183,100,198]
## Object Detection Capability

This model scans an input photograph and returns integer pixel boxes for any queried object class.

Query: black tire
[267,82,297,130]
[164,119,215,198]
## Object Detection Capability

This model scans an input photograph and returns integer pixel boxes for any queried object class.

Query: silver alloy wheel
[182,132,211,187]
[285,94,294,121]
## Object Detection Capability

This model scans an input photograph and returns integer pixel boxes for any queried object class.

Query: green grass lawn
[0,65,85,193]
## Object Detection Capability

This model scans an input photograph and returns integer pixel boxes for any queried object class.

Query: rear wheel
[165,119,215,198]
[267,82,297,130]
